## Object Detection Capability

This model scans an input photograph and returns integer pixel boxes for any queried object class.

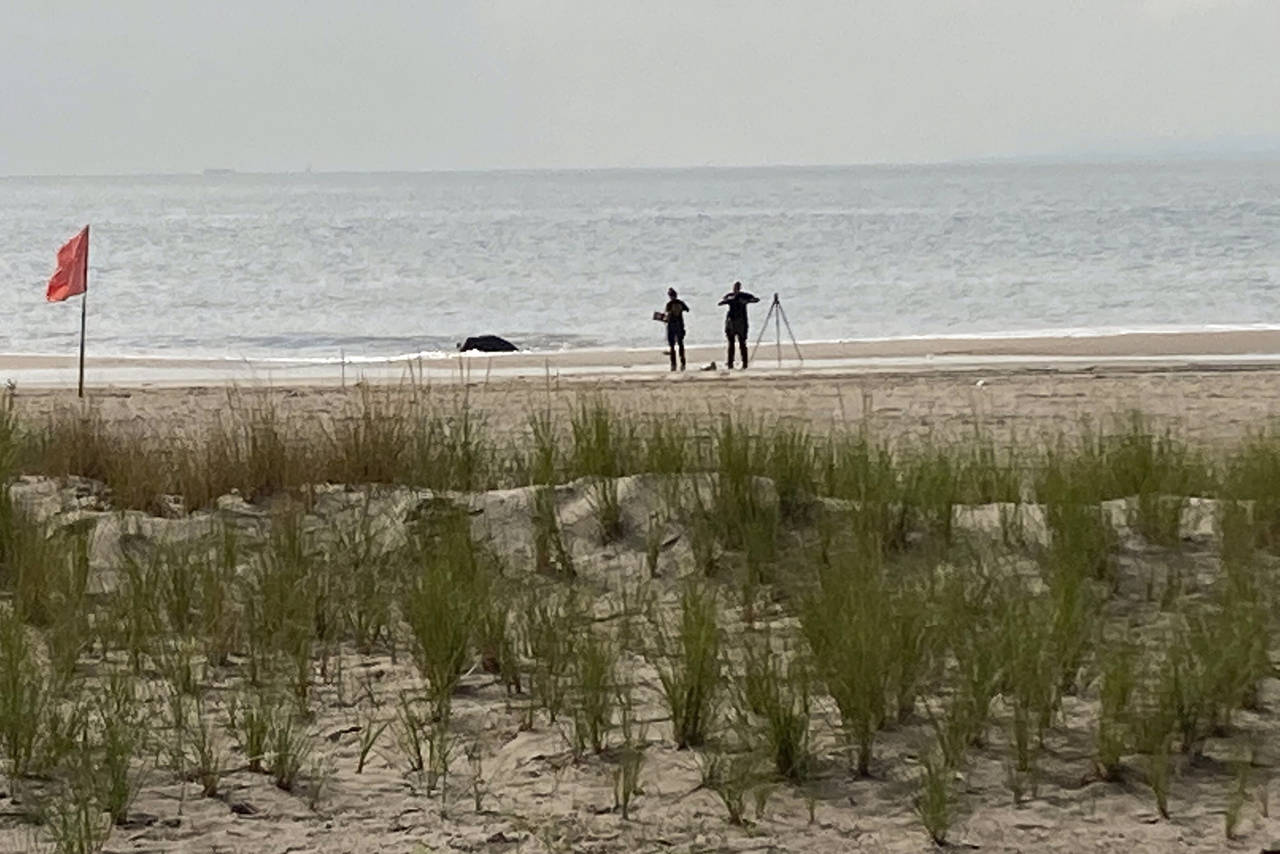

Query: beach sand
[5,328,1280,445]
[7,327,1280,390]
[7,330,1280,445]
[4,331,1280,853]
[4,471,1279,854]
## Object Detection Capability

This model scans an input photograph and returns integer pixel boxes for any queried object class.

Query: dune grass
[651,582,722,750]
[2,391,1279,848]
[403,507,492,720]
[801,531,892,775]
[731,630,813,782]
[569,629,619,756]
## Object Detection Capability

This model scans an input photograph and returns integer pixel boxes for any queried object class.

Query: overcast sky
[3,0,1278,175]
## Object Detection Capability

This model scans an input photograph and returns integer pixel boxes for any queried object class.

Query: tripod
[750,293,804,368]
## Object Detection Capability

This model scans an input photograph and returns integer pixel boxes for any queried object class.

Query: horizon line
[3,148,1279,181]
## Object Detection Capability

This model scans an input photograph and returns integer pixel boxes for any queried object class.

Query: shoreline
[8,328,1280,388]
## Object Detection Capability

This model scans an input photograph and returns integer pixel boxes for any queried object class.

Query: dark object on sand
[458,335,519,353]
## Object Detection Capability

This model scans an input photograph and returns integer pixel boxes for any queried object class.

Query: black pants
[667,324,686,371]
[726,322,748,368]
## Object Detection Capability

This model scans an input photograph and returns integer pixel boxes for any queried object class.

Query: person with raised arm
[719,281,759,369]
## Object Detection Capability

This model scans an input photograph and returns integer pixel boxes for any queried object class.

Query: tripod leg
[777,304,804,364]
[750,301,775,367]
[775,302,782,367]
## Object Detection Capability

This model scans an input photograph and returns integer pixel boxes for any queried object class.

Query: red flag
[46,225,89,302]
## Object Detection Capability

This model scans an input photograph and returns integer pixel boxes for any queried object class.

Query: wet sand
[7,328,1280,390]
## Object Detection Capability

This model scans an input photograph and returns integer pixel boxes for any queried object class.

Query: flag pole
[77,225,89,398]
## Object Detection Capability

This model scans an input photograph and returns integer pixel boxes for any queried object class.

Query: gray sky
[3,0,1278,175]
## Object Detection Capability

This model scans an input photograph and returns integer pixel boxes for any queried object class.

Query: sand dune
[2,468,1277,853]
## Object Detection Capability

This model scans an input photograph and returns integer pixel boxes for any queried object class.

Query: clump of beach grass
[1095,634,1138,782]
[651,582,722,749]
[933,565,1008,760]
[266,703,314,793]
[698,751,765,827]
[40,784,114,854]
[523,584,582,724]
[996,582,1057,776]
[569,629,619,756]
[1107,414,1210,547]
[901,446,960,545]
[731,631,813,782]
[184,696,228,798]
[0,606,62,786]
[240,510,321,701]
[612,693,647,820]
[801,530,892,775]
[1144,733,1174,819]
[641,416,694,477]
[887,570,941,724]
[569,396,636,479]
[402,508,489,721]
[914,748,955,846]
[1221,428,1280,549]
[764,423,818,523]
[823,432,912,552]
[531,486,574,577]
[588,476,625,544]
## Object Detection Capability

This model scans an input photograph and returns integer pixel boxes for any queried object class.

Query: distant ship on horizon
[201,168,236,176]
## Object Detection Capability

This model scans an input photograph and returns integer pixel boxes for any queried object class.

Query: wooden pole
[77,225,89,399]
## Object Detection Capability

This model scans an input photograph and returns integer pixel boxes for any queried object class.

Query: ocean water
[2,160,1279,362]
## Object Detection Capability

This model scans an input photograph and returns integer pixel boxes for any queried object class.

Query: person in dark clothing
[719,281,759,369]
[663,287,689,371]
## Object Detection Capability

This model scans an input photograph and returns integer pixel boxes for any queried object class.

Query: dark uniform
[719,288,759,368]
[664,297,689,371]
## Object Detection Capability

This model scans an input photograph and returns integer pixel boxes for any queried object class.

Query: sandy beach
[8,327,1280,390]
[4,329,1280,854]
[7,329,1280,446]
